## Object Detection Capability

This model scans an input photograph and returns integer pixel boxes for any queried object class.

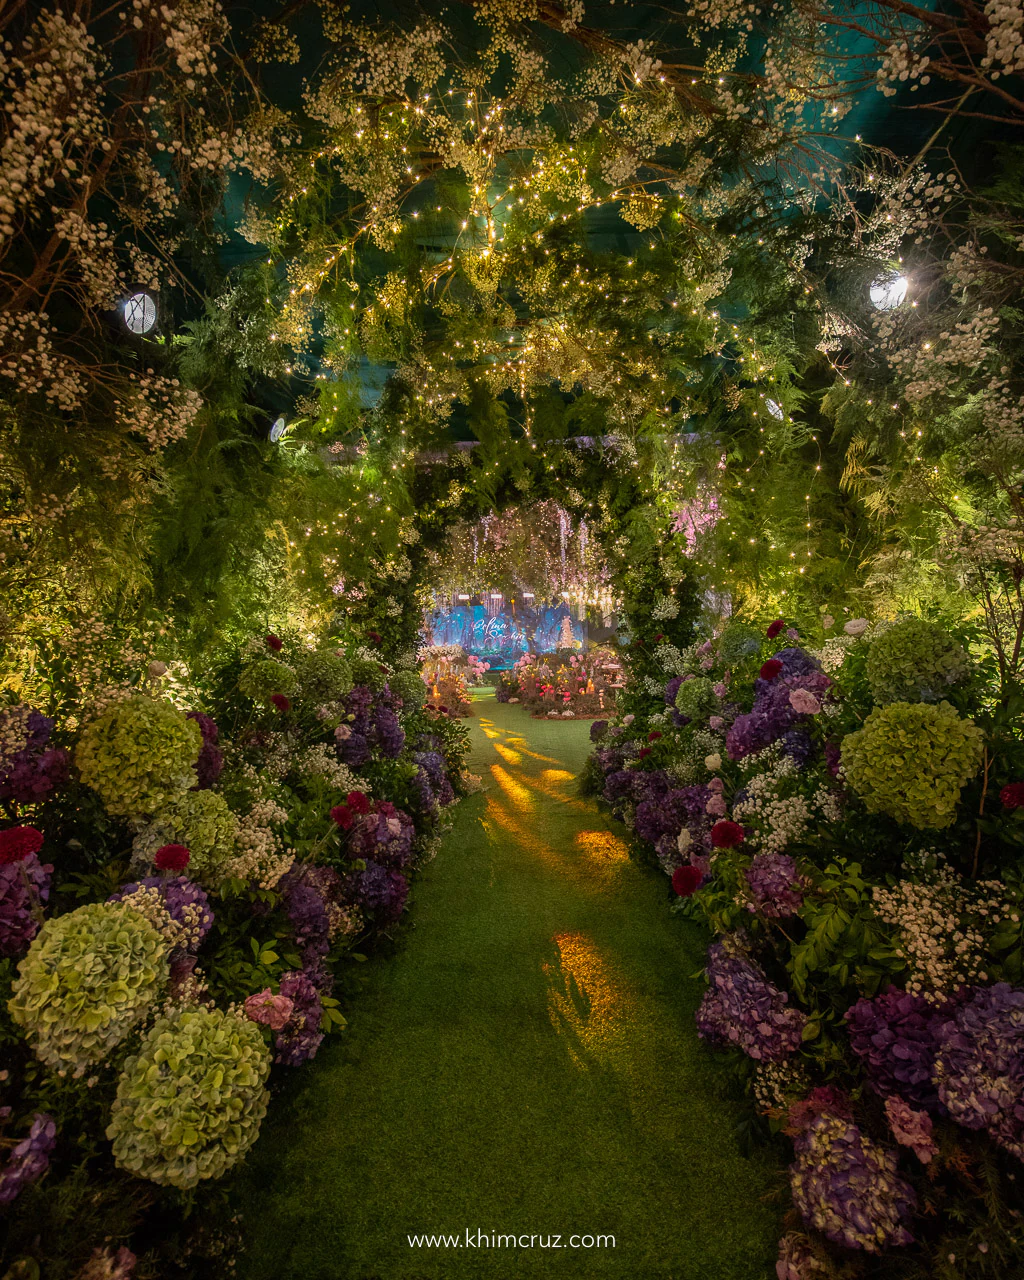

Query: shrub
[9,902,168,1074]
[75,696,201,819]
[350,657,388,692]
[132,790,239,885]
[107,1006,270,1188]
[866,618,971,705]
[389,669,427,711]
[841,701,983,829]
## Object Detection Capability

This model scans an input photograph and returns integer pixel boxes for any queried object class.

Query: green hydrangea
[718,621,764,666]
[238,658,297,700]
[75,696,201,818]
[350,657,388,692]
[389,669,426,711]
[842,701,984,829]
[292,649,353,704]
[676,676,718,720]
[107,1006,270,1189]
[133,790,239,885]
[866,618,972,705]
[9,902,168,1074]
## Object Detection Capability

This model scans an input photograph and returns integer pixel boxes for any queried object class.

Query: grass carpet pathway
[236,690,782,1280]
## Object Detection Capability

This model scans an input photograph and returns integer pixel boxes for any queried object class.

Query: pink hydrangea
[244,988,295,1031]
[789,688,822,715]
[885,1097,937,1163]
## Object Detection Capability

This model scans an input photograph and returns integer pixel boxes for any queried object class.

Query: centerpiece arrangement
[496,648,623,718]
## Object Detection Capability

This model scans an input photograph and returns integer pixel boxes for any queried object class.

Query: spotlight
[122,291,158,335]
[269,415,287,442]
[765,398,784,421]
[869,274,907,310]
[457,593,470,602]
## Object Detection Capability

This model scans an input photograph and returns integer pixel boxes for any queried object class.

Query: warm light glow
[870,274,908,310]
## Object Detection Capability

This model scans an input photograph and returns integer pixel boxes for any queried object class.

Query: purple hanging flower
[0,852,52,957]
[933,983,1024,1158]
[696,939,806,1061]
[0,1112,56,1204]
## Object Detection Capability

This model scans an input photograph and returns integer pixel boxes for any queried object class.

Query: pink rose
[709,715,725,731]
[244,988,295,1031]
[789,688,821,715]
[707,777,725,794]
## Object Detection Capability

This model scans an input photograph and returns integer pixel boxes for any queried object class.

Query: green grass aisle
[236,690,782,1280]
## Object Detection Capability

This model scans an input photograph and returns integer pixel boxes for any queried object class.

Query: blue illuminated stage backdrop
[424,594,617,669]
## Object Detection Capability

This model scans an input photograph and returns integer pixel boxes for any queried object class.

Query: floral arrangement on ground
[584,612,1024,1278]
[0,630,470,1277]
[495,648,623,718]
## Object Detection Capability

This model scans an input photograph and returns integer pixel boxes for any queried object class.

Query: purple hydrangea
[789,1112,916,1252]
[412,750,454,811]
[744,853,807,918]
[0,852,53,957]
[845,990,946,1110]
[373,706,406,758]
[0,1112,56,1204]
[274,970,325,1067]
[635,785,712,859]
[349,802,415,869]
[696,939,806,1061]
[186,711,223,789]
[335,686,405,764]
[933,983,1024,1158]
[279,864,345,967]
[0,708,68,805]
[727,656,831,762]
[109,875,213,958]
[345,859,408,922]
[664,676,685,707]
[589,720,609,743]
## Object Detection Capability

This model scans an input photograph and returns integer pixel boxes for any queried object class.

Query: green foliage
[292,649,353,704]
[866,618,972,705]
[350,657,388,692]
[9,902,168,1074]
[107,1006,270,1189]
[132,790,239,885]
[842,701,985,829]
[389,668,426,711]
[74,696,202,820]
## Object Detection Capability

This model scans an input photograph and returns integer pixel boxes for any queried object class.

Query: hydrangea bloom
[635,785,711,858]
[349,801,415,868]
[0,849,52,956]
[884,1096,938,1163]
[866,618,971,705]
[75,697,201,818]
[775,1233,822,1279]
[345,859,409,922]
[10,901,168,1073]
[293,648,353,703]
[278,863,346,967]
[388,669,426,711]
[933,983,1024,1158]
[0,708,68,805]
[727,661,831,761]
[745,853,808,917]
[238,657,297,700]
[108,1006,270,1188]
[841,701,983,829]
[0,1112,56,1204]
[244,988,294,1030]
[696,939,806,1061]
[789,1113,916,1252]
[108,875,213,958]
[845,989,946,1110]
[274,969,326,1066]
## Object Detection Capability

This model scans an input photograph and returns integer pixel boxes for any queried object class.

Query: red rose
[648,731,662,742]
[672,865,703,897]
[346,790,371,815]
[711,820,744,848]
[759,659,783,681]
[654,633,664,642]
[368,630,382,645]
[266,634,283,652]
[0,825,44,865]
[637,747,652,760]
[766,619,785,640]
[1000,782,1024,809]
[438,705,449,714]
[154,843,190,872]
[331,804,355,830]
[270,694,291,712]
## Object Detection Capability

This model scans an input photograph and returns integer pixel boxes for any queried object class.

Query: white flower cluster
[651,594,681,621]
[0,310,86,410]
[810,634,856,673]
[115,370,202,452]
[224,797,294,889]
[875,41,932,97]
[733,754,840,854]
[982,0,1024,78]
[297,744,361,794]
[118,884,205,952]
[872,865,1016,1001]
[752,1057,810,1111]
